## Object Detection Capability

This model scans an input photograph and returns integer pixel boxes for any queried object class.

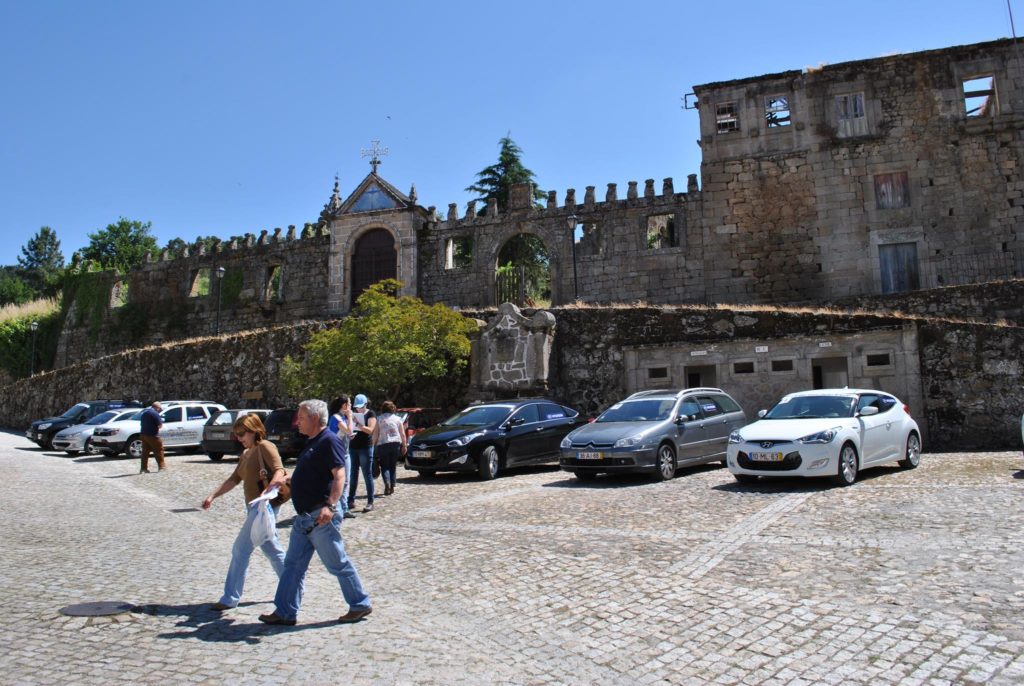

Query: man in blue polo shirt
[139,401,165,474]
[259,399,372,626]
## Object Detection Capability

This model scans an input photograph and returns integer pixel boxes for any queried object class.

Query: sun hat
[354,394,368,408]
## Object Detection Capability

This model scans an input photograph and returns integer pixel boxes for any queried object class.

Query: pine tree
[17,226,64,296]
[465,135,545,215]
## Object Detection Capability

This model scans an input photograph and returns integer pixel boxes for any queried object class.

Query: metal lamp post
[567,214,579,301]
[29,320,38,376]
[215,266,226,334]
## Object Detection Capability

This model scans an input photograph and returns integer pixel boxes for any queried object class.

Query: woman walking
[372,400,407,496]
[329,395,356,519]
[202,413,287,610]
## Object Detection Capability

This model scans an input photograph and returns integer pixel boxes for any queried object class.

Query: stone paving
[2,430,1024,685]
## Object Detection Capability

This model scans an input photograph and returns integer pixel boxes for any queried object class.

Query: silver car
[51,408,139,456]
[559,388,747,482]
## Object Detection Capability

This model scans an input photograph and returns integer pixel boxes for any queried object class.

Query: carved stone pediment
[470,303,556,398]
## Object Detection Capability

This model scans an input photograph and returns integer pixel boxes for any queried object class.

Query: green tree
[17,226,64,295]
[0,268,37,307]
[281,279,476,404]
[466,135,545,215]
[79,218,158,273]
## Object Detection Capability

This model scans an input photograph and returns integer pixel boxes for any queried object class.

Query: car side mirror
[858,406,879,416]
[757,409,767,418]
[675,415,686,425]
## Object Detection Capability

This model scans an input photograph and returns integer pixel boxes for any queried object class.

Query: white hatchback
[726,389,921,487]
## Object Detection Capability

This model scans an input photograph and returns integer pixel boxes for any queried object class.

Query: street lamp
[29,320,38,376]
[215,266,226,334]
[567,214,579,301]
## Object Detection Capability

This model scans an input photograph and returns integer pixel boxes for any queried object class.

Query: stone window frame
[188,267,212,298]
[645,213,678,250]
[764,95,792,129]
[770,358,796,373]
[732,360,756,375]
[646,366,670,380]
[961,73,998,118]
[865,351,894,368]
[834,92,868,137]
[867,225,927,295]
[265,264,283,302]
[110,278,129,308]
[444,235,474,270]
[715,102,740,134]
[873,171,911,210]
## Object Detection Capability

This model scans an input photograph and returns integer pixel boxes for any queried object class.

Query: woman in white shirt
[371,400,407,496]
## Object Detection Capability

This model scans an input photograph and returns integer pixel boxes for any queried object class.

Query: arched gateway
[351,228,396,306]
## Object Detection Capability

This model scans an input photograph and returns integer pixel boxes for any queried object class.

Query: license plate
[750,451,784,462]
[412,450,431,458]
[577,451,603,460]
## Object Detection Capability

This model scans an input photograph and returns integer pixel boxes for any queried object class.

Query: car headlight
[38,423,52,430]
[446,431,484,448]
[728,430,743,444]
[798,427,840,444]
[560,436,572,449]
[64,430,83,438]
[613,435,644,448]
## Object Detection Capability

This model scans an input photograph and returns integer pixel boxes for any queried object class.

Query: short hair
[299,399,329,427]
[151,401,162,411]
[233,412,266,442]
[380,400,396,413]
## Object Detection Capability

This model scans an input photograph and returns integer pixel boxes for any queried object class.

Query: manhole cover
[60,601,135,617]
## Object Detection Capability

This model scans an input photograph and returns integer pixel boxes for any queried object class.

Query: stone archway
[495,233,551,307]
[351,228,396,307]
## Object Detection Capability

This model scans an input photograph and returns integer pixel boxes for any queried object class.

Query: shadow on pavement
[1013,469,1024,480]
[711,464,900,493]
[543,462,726,489]
[137,602,340,643]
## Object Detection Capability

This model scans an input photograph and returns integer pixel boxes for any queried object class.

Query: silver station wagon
[559,388,748,482]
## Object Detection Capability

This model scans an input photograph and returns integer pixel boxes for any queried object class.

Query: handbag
[256,441,291,508]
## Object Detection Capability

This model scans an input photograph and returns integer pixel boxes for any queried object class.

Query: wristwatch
[323,502,338,513]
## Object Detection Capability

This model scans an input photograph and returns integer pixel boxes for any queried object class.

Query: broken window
[444,235,474,270]
[266,265,282,301]
[646,214,676,249]
[764,96,791,128]
[189,268,211,297]
[835,92,867,137]
[716,102,739,133]
[963,75,996,118]
[874,172,910,209]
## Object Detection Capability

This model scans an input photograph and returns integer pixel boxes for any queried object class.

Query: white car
[92,402,226,459]
[726,389,921,487]
[52,408,139,455]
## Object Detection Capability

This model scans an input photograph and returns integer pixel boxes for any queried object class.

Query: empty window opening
[874,172,910,209]
[110,280,129,308]
[835,92,867,137]
[866,353,892,367]
[685,364,717,388]
[189,268,211,297]
[765,96,791,128]
[716,102,739,133]
[771,359,794,372]
[963,75,996,117]
[733,361,755,374]
[647,367,669,379]
[266,265,282,301]
[646,214,676,249]
[444,236,474,270]
[812,357,849,390]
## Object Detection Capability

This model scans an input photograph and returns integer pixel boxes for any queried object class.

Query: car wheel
[126,435,144,460]
[574,470,598,482]
[417,469,436,479]
[207,452,224,462]
[898,433,921,469]
[734,473,759,485]
[653,443,676,482]
[478,446,500,480]
[84,438,99,456]
[831,443,859,486]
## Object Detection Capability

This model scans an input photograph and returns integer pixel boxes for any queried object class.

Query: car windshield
[86,411,118,425]
[61,403,89,419]
[129,409,147,420]
[765,395,856,419]
[442,405,512,427]
[597,399,676,422]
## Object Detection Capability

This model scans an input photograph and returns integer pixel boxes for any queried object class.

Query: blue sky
[0,1,1017,267]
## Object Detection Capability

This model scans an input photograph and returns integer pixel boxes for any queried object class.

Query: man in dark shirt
[139,401,165,473]
[259,399,372,626]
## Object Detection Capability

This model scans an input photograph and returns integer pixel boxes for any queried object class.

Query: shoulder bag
[256,441,291,508]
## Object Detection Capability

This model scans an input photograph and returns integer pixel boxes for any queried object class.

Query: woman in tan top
[201,413,288,611]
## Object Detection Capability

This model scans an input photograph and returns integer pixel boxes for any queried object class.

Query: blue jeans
[272,510,371,620]
[219,501,286,607]
[347,446,375,506]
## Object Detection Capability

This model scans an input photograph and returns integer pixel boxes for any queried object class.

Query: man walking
[259,399,372,626]
[140,401,165,473]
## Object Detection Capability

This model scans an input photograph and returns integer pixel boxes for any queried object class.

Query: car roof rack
[626,387,724,399]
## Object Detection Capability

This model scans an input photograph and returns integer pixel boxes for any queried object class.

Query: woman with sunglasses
[201,413,287,611]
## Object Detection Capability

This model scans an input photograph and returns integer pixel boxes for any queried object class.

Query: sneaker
[343,510,357,519]
[362,503,374,513]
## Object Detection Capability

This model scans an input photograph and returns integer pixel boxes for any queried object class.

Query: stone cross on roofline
[361,139,389,174]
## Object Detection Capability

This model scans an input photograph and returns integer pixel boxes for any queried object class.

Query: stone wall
[831,278,1024,324]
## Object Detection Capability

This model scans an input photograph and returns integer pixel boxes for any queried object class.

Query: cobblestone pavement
[2,431,1024,685]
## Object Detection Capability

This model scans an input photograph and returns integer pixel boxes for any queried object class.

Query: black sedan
[404,399,585,480]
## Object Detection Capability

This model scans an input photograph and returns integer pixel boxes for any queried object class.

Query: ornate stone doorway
[495,234,551,307]
[351,228,397,306]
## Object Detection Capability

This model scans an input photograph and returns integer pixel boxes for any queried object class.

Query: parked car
[405,399,585,480]
[26,399,142,449]
[92,401,226,458]
[52,408,140,455]
[264,408,306,461]
[394,407,445,438]
[559,387,747,482]
[201,408,270,461]
[726,388,921,487]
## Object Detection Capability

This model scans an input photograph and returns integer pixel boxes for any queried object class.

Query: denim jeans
[347,446,375,506]
[219,501,286,607]
[272,510,371,620]
[376,442,400,487]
